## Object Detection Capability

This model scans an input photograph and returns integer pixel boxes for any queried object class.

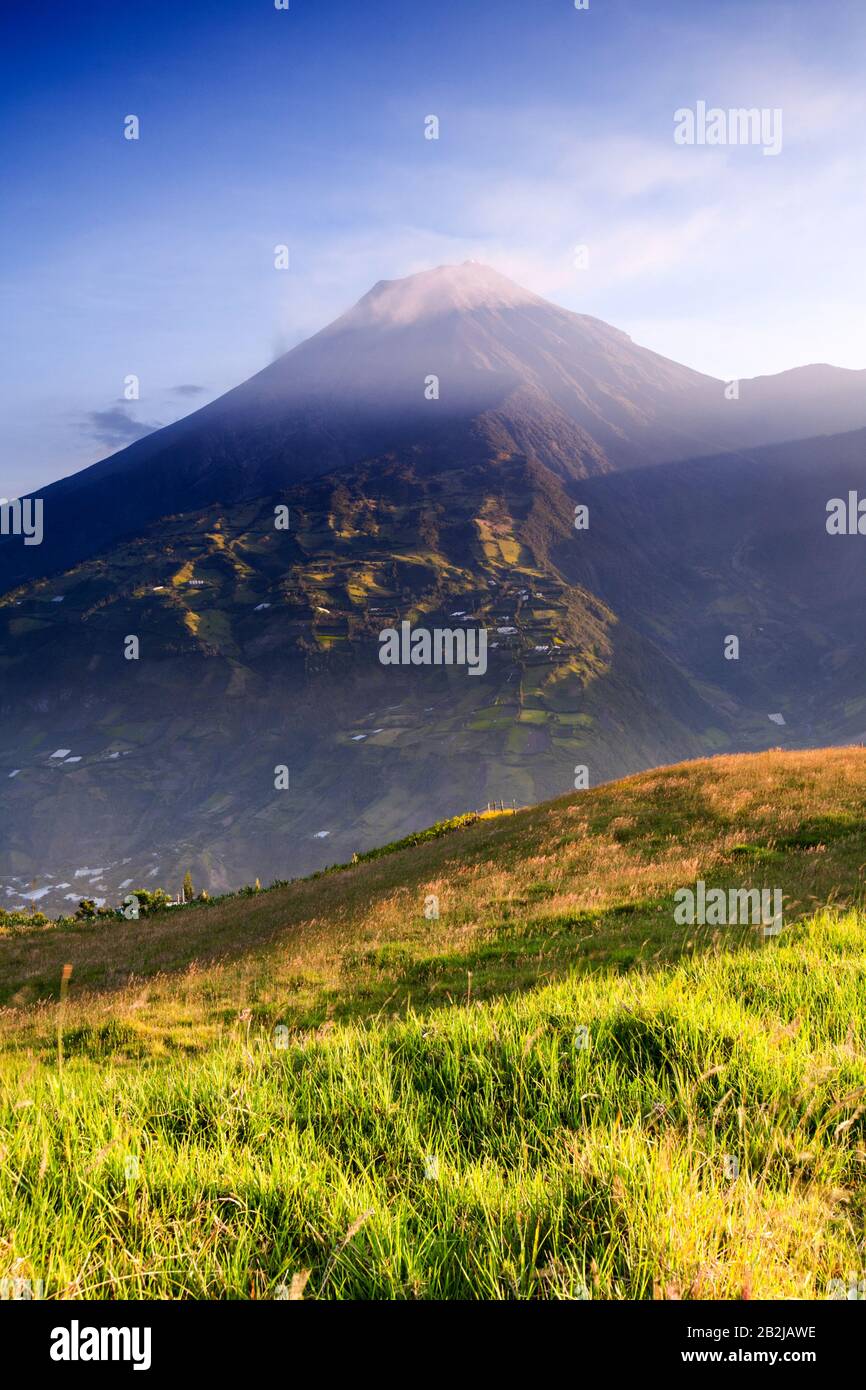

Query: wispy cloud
[82,404,161,450]
[273,68,865,380]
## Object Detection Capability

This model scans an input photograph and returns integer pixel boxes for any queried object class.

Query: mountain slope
[2,748,865,1300]
[4,262,865,591]
[4,415,866,913]
[557,421,866,745]
[0,449,723,913]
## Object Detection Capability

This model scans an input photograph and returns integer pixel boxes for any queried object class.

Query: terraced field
[1,455,723,914]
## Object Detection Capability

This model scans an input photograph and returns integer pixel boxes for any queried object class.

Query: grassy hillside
[1,748,866,1298]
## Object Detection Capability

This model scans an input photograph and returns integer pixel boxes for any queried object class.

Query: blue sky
[2,0,865,495]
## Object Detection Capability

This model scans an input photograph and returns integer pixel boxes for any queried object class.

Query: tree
[182,871,194,903]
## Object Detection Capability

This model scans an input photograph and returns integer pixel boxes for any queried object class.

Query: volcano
[5,262,866,592]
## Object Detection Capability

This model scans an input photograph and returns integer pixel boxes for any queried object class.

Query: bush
[0,908,48,928]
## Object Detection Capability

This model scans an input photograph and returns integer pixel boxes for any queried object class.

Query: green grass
[1,910,864,1300]
[2,747,866,1299]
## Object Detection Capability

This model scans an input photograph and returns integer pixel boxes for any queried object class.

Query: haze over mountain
[3,263,865,591]
[2,263,866,913]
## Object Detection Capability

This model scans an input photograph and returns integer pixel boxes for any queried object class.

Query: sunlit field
[2,749,865,1299]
